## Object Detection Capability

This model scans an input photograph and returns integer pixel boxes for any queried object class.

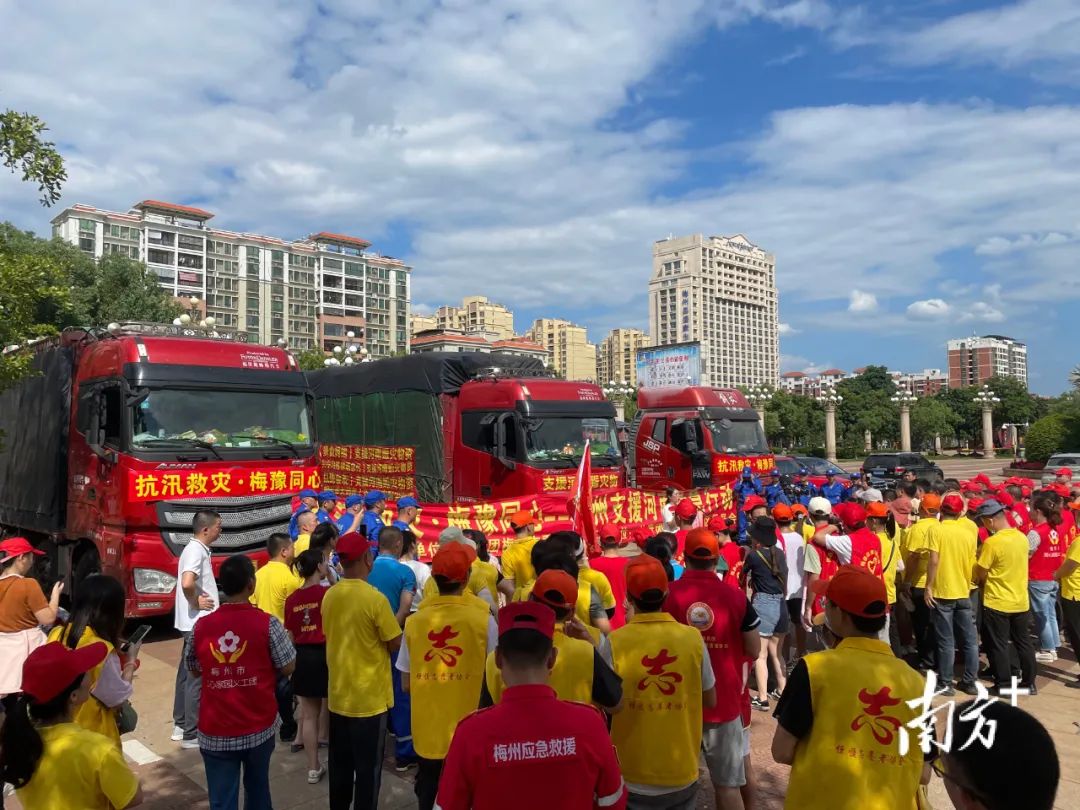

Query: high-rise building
[597,328,651,387]
[410,295,514,340]
[50,201,411,357]
[649,234,778,388]
[947,335,1028,389]
[526,318,597,381]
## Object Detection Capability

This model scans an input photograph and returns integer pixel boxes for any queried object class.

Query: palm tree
[1071,364,1080,390]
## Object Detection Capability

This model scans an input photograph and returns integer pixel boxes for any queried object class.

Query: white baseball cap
[808,496,833,516]
[858,488,884,503]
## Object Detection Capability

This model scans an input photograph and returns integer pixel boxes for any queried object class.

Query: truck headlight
[134,568,177,594]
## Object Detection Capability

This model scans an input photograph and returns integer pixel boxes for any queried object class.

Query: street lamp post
[602,379,634,421]
[890,387,917,453]
[746,385,773,434]
[172,296,216,333]
[817,384,843,464]
[974,385,1000,456]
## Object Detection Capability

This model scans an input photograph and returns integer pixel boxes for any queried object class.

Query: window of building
[177,252,203,269]
[78,235,95,253]
[177,234,204,252]
[147,248,173,265]
[79,218,96,233]
[147,230,175,246]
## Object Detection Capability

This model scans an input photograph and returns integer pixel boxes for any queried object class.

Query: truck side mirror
[494,413,517,470]
[673,421,699,454]
[87,393,117,465]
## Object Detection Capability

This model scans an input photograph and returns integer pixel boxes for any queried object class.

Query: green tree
[765,389,824,450]
[1025,414,1070,462]
[909,397,959,449]
[933,387,980,443]
[837,366,899,448]
[1,110,66,206]
[294,347,328,371]
[984,374,1045,426]
[70,253,182,325]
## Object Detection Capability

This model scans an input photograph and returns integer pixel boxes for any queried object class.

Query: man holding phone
[172,510,221,749]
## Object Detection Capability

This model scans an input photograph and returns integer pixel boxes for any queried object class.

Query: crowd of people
[0,468,1072,809]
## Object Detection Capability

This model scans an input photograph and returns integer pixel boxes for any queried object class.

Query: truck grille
[156,493,294,555]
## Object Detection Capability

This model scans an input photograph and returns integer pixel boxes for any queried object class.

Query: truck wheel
[71,546,101,600]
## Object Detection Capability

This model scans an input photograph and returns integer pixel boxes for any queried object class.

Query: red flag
[572,440,598,554]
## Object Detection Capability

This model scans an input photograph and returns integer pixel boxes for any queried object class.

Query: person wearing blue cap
[733,466,764,543]
[316,492,338,524]
[788,469,816,507]
[289,489,320,539]
[362,491,389,547]
[762,468,790,510]
[392,496,420,533]
[820,471,848,506]
[336,495,365,536]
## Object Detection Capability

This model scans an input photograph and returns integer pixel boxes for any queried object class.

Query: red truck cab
[311,353,624,503]
[629,386,773,491]
[0,323,318,617]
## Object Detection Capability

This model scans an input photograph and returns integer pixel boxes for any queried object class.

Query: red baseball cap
[706,514,732,533]
[0,537,45,561]
[531,569,578,612]
[1056,467,1073,478]
[742,495,766,513]
[833,502,866,530]
[975,473,992,485]
[498,601,555,640]
[684,528,720,560]
[960,481,982,493]
[599,523,620,544]
[810,564,887,618]
[771,503,794,522]
[673,498,698,520]
[630,528,650,549]
[940,494,965,515]
[335,532,370,563]
[21,641,108,703]
[625,555,668,600]
[431,544,472,583]
[997,492,1015,507]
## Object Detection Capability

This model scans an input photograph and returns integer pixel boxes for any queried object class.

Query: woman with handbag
[48,574,141,746]
[0,537,61,699]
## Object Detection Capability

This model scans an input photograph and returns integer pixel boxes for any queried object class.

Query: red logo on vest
[851,687,903,745]
[425,625,464,667]
[638,649,683,695]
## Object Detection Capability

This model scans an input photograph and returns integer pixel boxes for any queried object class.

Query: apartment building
[410,330,549,364]
[649,234,779,388]
[597,328,651,387]
[411,295,514,340]
[525,318,597,381]
[947,335,1028,389]
[51,200,411,356]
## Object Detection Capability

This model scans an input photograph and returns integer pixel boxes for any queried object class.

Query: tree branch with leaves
[1,110,66,207]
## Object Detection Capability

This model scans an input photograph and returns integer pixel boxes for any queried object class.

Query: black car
[861,453,943,486]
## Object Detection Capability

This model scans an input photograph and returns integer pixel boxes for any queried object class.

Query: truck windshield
[704,418,769,455]
[131,388,313,449]
[524,417,621,466]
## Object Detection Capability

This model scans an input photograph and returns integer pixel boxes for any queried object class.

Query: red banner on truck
[127,466,321,501]
[405,485,735,562]
[319,443,417,499]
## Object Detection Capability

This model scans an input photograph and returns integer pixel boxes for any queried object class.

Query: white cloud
[960,302,1006,323]
[778,322,799,336]
[975,231,1075,255]
[780,354,828,374]
[907,299,952,320]
[848,290,878,313]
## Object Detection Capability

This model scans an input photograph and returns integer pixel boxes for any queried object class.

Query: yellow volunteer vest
[787,636,924,810]
[579,567,615,610]
[405,594,490,759]
[48,625,120,747]
[609,612,703,788]
[422,569,492,612]
[484,628,594,705]
[877,530,901,605]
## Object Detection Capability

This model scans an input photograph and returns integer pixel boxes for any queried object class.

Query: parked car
[1041,453,1080,485]
[861,452,943,487]
[795,456,850,486]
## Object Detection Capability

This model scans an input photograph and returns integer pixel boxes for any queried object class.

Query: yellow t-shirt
[251,559,301,622]
[927,519,976,600]
[16,722,138,810]
[801,522,815,543]
[322,578,402,717]
[579,567,616,611]
[46,626,121,747]
[876,530,901,606]
[1060,538,1080,601]
[294,533,311,556]
[472,558,499,601]
[977,527,1030,613]
[901,518,936,589]
[501,536,540,586]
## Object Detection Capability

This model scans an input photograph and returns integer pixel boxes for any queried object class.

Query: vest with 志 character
[608,611,703,788]
[786,636,925,810]
[193,603,277,738]
[405,594,490,759]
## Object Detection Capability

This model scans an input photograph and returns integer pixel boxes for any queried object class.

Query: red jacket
[436,685,626,810]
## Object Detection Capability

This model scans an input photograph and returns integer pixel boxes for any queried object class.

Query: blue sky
[2,1,1080,393]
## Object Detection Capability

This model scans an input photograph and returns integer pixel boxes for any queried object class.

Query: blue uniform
[820,480,848,505]
[763,482,790,509]
[315,509,332,524]
[335,511,361,536]
[733,475,763,543]
[362,509,386,548]
[391,519,412,533]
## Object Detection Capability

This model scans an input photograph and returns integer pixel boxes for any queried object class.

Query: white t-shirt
[173,541,218,632]
[404,559,432,613]
[781,531,806,600]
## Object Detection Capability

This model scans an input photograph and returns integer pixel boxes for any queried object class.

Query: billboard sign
[636,342,702,388]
